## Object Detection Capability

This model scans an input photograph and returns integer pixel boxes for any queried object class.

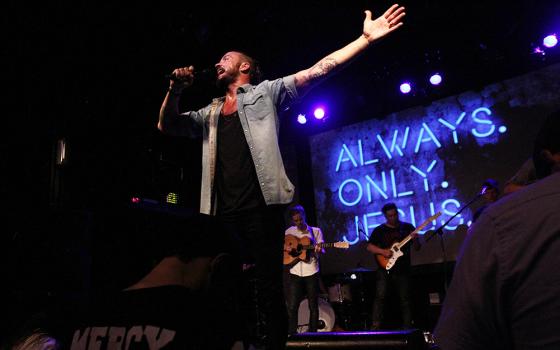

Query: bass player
[366,202,421,330]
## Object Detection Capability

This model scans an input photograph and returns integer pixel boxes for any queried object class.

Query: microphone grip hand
[167,66,195,90]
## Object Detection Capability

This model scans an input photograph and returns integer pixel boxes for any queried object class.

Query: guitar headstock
[334,242,350,249]
[429,211,442,222]
[416,211,443,231]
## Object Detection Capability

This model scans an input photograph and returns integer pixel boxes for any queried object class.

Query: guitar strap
[306,226,320,260]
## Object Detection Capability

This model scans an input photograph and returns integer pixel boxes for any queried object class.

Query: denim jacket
[175,75,300,214]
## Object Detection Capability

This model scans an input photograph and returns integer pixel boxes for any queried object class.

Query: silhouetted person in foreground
[434,112,560,349]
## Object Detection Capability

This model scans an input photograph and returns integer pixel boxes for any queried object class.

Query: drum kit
[296,298,336,333]
[296,269,372,332]
[327,283,353,304]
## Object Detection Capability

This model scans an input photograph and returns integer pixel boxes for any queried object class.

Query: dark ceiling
[5,0,560,211]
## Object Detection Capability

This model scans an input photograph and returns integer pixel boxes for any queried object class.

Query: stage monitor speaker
[286,329,430,349]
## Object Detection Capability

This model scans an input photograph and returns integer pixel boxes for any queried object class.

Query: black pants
[286,272,320,334]
[220,205,288,350]
[371,269,413,329]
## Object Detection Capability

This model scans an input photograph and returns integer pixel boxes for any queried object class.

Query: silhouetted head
[533,110,560,179]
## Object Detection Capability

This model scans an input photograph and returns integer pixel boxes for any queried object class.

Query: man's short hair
[94,206,230,291]
[533,110,560,179]
[288,204,306,219]
[237,51,262,84]
[382,202,398,214]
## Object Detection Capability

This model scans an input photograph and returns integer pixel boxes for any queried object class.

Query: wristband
[168,86,184,95]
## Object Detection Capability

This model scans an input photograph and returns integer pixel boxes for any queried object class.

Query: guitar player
[366,202,421,330]
[284,204,325,335]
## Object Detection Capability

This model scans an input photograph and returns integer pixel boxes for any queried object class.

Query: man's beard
[216,74,235,91]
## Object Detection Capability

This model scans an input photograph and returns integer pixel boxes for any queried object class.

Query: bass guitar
[376,212,442,270]
[284,234,349,266]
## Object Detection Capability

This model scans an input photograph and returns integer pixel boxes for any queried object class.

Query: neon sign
[312,106,507,245]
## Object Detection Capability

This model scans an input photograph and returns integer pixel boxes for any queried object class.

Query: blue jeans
[371,269,413,329]
[286,272,320,334]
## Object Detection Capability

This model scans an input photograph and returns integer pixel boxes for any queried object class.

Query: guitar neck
[396,212,442,249]
[396,232,416,249]
[302,242,335,250]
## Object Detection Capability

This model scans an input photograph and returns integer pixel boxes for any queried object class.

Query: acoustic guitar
[284,234,349,266]
[375,212,442,270]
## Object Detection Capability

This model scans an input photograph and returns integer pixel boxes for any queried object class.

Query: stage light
[543,34,558,48]
[350,273,357,280]
[429,73,442,86]
[534,46,545,55]
[56,138,67,165]
[297,114,307,124]
[399,82,412,94]
[131,197,140,203]
[313,107,326,120]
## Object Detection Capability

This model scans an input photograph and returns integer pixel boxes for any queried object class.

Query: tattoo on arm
[307,57,339,80]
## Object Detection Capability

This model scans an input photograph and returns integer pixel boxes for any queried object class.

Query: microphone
[165,68,215,83]
[479,186,489,196]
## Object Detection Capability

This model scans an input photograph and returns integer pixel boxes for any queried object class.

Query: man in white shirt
[284,205,325,334]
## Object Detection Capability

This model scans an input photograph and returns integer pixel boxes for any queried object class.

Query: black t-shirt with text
[368,222,415,272]
[58,286,235,350]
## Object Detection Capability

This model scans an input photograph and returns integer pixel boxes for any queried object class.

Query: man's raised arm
[158,66,195,134]
[294,4,405,96]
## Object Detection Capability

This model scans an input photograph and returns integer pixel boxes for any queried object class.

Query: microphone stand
[425,191,483,294]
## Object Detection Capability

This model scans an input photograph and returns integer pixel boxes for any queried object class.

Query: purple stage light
[543,34,558,48]
[429,73,442,86]
[313,107,325,119]
[297,114,307,124]
[534,46,545,55]
[399,82,412,94]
